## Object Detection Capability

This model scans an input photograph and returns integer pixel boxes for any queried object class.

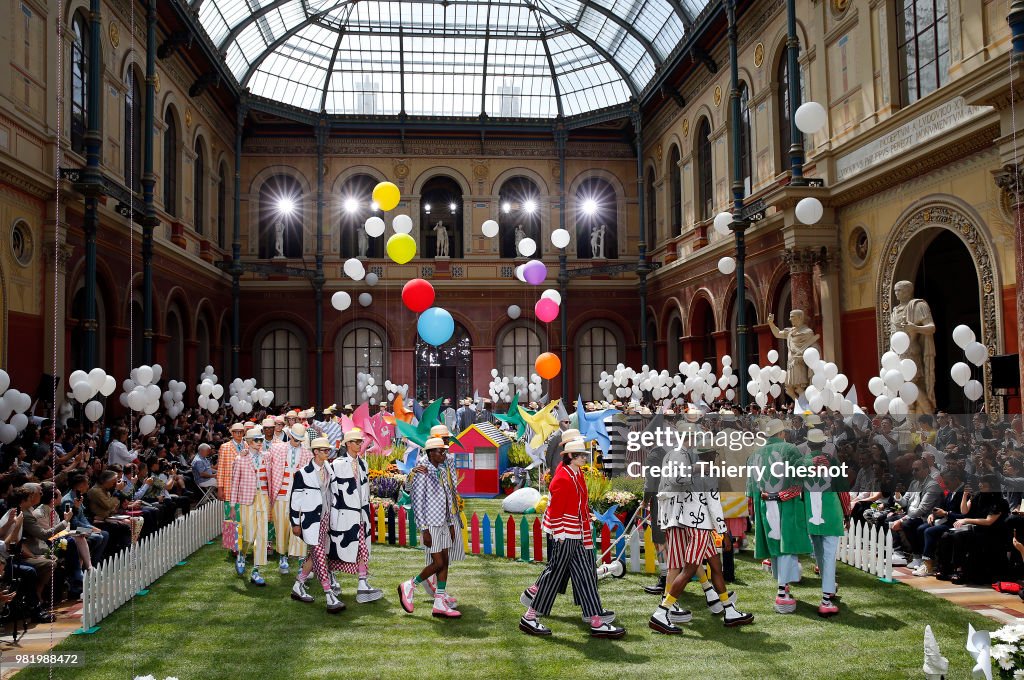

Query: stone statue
[591,223,606,259]
[433,220,449,258]
[767,309,820,402]
[273,219,285,259]
[357,225,368,258]
[890,280,936,413]
[514,224,526,255]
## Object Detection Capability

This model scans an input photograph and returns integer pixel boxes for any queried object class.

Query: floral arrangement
[370,495,395,509]
[370,474,402,501]
[595,490,640,516]
[583,467,611,504]
[507,441,532,468]
[990,623,1024,676]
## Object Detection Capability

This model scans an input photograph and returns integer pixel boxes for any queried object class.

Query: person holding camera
[61,472,109,568]
[8,485,59,622]
[86,470,135,555]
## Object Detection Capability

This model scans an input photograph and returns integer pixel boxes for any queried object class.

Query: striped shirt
[542,464,593,549]
[313,419,343,447]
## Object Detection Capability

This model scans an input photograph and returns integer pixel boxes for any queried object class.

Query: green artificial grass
[19,543,994,680]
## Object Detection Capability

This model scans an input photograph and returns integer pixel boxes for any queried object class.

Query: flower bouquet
[990,622,1024,677]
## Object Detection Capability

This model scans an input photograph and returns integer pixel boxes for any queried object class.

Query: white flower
[992,644,1012,662]
[1014,670,1024,679]
[133,676,156,680]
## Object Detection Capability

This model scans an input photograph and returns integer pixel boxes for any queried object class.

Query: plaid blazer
[217,439,245,492]
[268,442,312,498]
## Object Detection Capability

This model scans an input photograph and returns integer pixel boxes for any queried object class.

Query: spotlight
[523,199,537,214]
[343,198,359,214]
[370,201,380,212]
[424,203,432,213]
[449,202,458,212]
[277,198,295,216]
[581,199,598,216]
[502,201,512,214]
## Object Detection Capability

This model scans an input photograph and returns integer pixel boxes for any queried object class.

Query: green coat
[802,447,847,537]
[747,437,812,558]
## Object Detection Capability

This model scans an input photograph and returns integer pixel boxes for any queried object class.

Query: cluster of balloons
[229,376,273,416]
[487,370,518,404]
[0,370,31,444]
[801,347,855,414]
[357,372,380,405]
[196,367,224,414]
[867,333,919,418]
[69,367,118,422]
[383,379,409,403]
[747,350,786,409]
[951,324,986,401]
[121,365,164,435]
[161,380,187,419]
[678,360,730,405]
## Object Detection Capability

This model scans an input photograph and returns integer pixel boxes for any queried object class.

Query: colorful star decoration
[519,400,560,448]
[574,395,620,453]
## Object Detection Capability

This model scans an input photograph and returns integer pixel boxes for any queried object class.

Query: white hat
[560,428,582,444]
[804,414,823,426]
[763,419,786,438]
[261,417,276,428]
[244,427,263,440]
[342,428,364,444]
[230,422,247,433]
[429,424,451,438]
[424,437,448,451]
[563,439,587,454]
[287,423,308,441]
[806,429,827,444]
[310,437,332,451]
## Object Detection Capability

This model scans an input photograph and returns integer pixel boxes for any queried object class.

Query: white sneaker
[705,589,736,615]
[329,574,341,596]
[891,553,908,567]
[356,579,383,604]
[278,556,290,574]
[912,561,935,577]
[432,597,462,618]
[668,603,692,624]
[290,580,313,603]
[907,558,923,570]
[325,591,346,613]
[581,609,616,624]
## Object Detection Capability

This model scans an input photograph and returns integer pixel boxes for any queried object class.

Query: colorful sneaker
[235,555,246,576]
[398,579,416,613]
[291,580,313,603]
[705,589,736,615]
[519,616,551,636]
[818,599,839,617]
[250,569,266,586]
[591,622,626,639]
[432,598,462,618]
[278,556,290,574]
[774,588,796,614]
[649,606,681,635]
[325,591,346,614]
[422,576,437,600]
[582,609,616,624]
[668,604,692,624]
[520,587,537,607]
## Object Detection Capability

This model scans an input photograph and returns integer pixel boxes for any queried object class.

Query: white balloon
[767,349,779,364]
[200,381,213,397]
[331,291,352,311]
[364,216,386,238]
[207,398,219,414]
[802,347,820,366]
[964,379,984,401]
[265,390,274,404]
[795,197,823,225]
[770,383,782,399]
[899,358,917,381]
[717,256,736,275]
[198,394,209,408]
[393,214,413,234]
[139,414,157,435]
[713,211,733,236]
[518,237,537,257]
[101,375,117,397]
[515,264,527,283]
[212,384,224,399]
[365,272,379,287]
[809,395,824,413]
[541,289,562,305]
[71,381,92,403]
[151,364,163,383]
[965,341,988,367]
[551,228,570,249]
[898,381,919,405]
[88,368,107,391]
[794,101,827,134]
[491,369,499,378]
[0,370,7,395]
[823,362,839,380]
[143,401,159,415]
[883,369,904,391]
[136,365,154,387]
[873,395,890,415]
[888,396,908,418]
[507,305,521,320]
[344,258,366,281]
[950,362,971,387]
[831,374,848,393]
[482,220,500,238]
[69,370,88,388]
[0,424,16,444]
[881,351,901,372]
[359,293,373,307]
[890,331,910,354]
[952,324,975,349]
[756,392,768,408]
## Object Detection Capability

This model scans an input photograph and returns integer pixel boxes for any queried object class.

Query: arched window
[738,82,751,197]
[702,304,716,366]
[217,162,228,248]
[220,322,231,383]
[696,118,713,221]
[193,139,206,234]
[338,323,388,405]
[669,145,682,232]
[777,55,792,173]
[498,176,542,259]
[646,320,658,369]
[666,314,683,372]
[415,323,472,402]
[124,69,142,192]
[70,13,89,155]
[575,177,618,259]
[645,168,657,247]
[338,174,384,258]
[690,297,716,367]
[197,316,211,373]
[576,323,621,401]
[498,324,542,381]
[420,176,463,258]
[256,324,306,406]
[258,175,303,258]
[163,108,178,216]
[166,305,184,381]
[898,0,950,105]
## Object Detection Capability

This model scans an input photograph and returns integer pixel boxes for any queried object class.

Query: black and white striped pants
[531,538,602,618]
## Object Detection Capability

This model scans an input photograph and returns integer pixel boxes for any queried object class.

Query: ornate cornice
[242,138,634,159]
[783,246,828,275]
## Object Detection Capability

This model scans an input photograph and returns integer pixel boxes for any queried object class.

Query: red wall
[840,308,877,409]
[7,311,45,396]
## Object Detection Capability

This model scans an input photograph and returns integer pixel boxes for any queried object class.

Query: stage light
[424,203,432,213]
[449,202,458,212]
[523,199,537,214]
[343,198,359,214]
[277,198,295,216]
[581,198,598,215]
[502,201,512,214]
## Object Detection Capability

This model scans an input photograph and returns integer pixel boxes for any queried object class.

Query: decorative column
[141,0,158,365]
[231,104,247,380]
[785,0,805,184]
[555,126,569,400]
[995,165,1024,401]
[728,0,750,405]
[783,247,819,329]
[80,0,104,369]
[632,108,651,368]
[314,120,327,405]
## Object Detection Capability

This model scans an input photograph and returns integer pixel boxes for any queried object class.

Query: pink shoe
[774,589,797,614]
[398,580,416,613]
[818,601,839,617]
[432,599,462,618]
[422,578,457,606]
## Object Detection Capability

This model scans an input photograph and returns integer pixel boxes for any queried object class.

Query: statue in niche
[514,224,526,256]
[591,223,606,259]
[433,220,449,258]
[273,219,285,259]
[357,225,368,258]
[890,280,936,414]
[767,309,820,402]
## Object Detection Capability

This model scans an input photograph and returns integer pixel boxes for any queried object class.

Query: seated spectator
[891,459,944,569]
[192,444,217,490]
[61,472,109,568]
[7,484,57,622]
[934,474,1008,584]
[105,427,136,467]
[35,482,89,599]
[86,470,134,555]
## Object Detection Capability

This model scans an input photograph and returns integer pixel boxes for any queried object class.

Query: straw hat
[763,419,786,438]
[323,404,338,415]
[287,423,308,441]
[424,437,448,451]
[261,417,276,428]
[230,422,246,433]
[310,437,332,451]
[429,424,451,438]
[563,439,587,454]
[560,428,582,444]
[806,428,827,444]
[244,427,263,440]
[342,428,364,444]
[804,414,823,426]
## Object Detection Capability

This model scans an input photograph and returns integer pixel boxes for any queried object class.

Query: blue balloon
[417,307,455,346]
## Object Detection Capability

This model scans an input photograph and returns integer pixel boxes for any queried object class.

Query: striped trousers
[530,538,602,618]
[272,496,308,558]
[238,490,270,567]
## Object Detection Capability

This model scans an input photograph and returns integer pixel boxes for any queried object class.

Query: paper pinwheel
[383,394,415,425]
[397,399,443,448]
[593,504,624,534]
[351,402,383,454]
[519,400,560,448]
[396,446,419,475]
[574,396,620,453]
[523,436,547,471]
[495,394,531,439]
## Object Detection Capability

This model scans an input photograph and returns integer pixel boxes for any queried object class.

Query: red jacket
[541,463,593,549]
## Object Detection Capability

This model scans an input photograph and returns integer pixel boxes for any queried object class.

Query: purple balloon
[522,259,547,285]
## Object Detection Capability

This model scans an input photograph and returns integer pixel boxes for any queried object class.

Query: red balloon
[402,278,435,313]
[535,352,561,380]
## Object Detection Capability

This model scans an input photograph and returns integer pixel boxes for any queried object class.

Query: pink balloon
[522,259,547,285]
[535,297,559,323]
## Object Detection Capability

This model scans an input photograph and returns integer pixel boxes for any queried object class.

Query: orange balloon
[534,352,562,380]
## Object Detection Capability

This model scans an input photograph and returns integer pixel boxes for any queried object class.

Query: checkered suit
[217,439,246,493]
[228,451,265,506]
[268,442,312,498]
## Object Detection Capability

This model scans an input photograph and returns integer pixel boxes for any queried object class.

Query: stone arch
[163,286,194,342]
[330,165,388,195]
[489,167,552,197]
[876,196,1003,412]
[411,167,472,197]
[686,288,718,334]
[248,164,313,196]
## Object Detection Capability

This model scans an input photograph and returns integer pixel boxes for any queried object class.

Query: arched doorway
[338,174,385,258]
[666,313,683,372]
[420,176,463,258]
[415,323,471,403]
[878,201,1001,413]
[689,296,716,366]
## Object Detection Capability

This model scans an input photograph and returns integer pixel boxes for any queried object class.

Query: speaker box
[990,354,1020,391]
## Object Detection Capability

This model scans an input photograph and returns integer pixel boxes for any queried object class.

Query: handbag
[222,503,240,551]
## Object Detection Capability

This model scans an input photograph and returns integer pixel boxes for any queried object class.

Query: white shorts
[423,524,455,554]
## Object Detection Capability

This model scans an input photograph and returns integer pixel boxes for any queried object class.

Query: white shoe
[912,562,935,577]
[648,606,680,635]
[907,558,923,570]
[356,579,384,604]
[325,591,346,613]
[891,553,908,567]
[432,598,462,618]
[704,588,736,615]
[581,609,616,625]
[291,580,313,603]
[668,603,692,624]
[329,574,341,596]
[278,556,290,574]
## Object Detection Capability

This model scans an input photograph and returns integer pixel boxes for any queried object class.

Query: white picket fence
[838,519,895,582]
[81,502,221,630]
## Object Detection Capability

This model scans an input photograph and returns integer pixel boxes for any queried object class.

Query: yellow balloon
[386,233,416,264]
[372,181,401,211]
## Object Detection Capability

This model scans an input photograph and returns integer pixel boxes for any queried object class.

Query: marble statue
[357,225,368,258]
[591,223,606,259]
[514,224,526,255]
[890,280,936,413]
[433,220,449,258]
[767,309,820,402]
[273,219,285,259]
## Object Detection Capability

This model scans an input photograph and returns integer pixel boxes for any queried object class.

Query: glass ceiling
[197,0,710,118]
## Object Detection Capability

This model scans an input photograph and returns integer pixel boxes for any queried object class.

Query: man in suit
[455,398,475,434]
[229,428,272,586]
[268,423,312,574]
[912,468,966,577]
